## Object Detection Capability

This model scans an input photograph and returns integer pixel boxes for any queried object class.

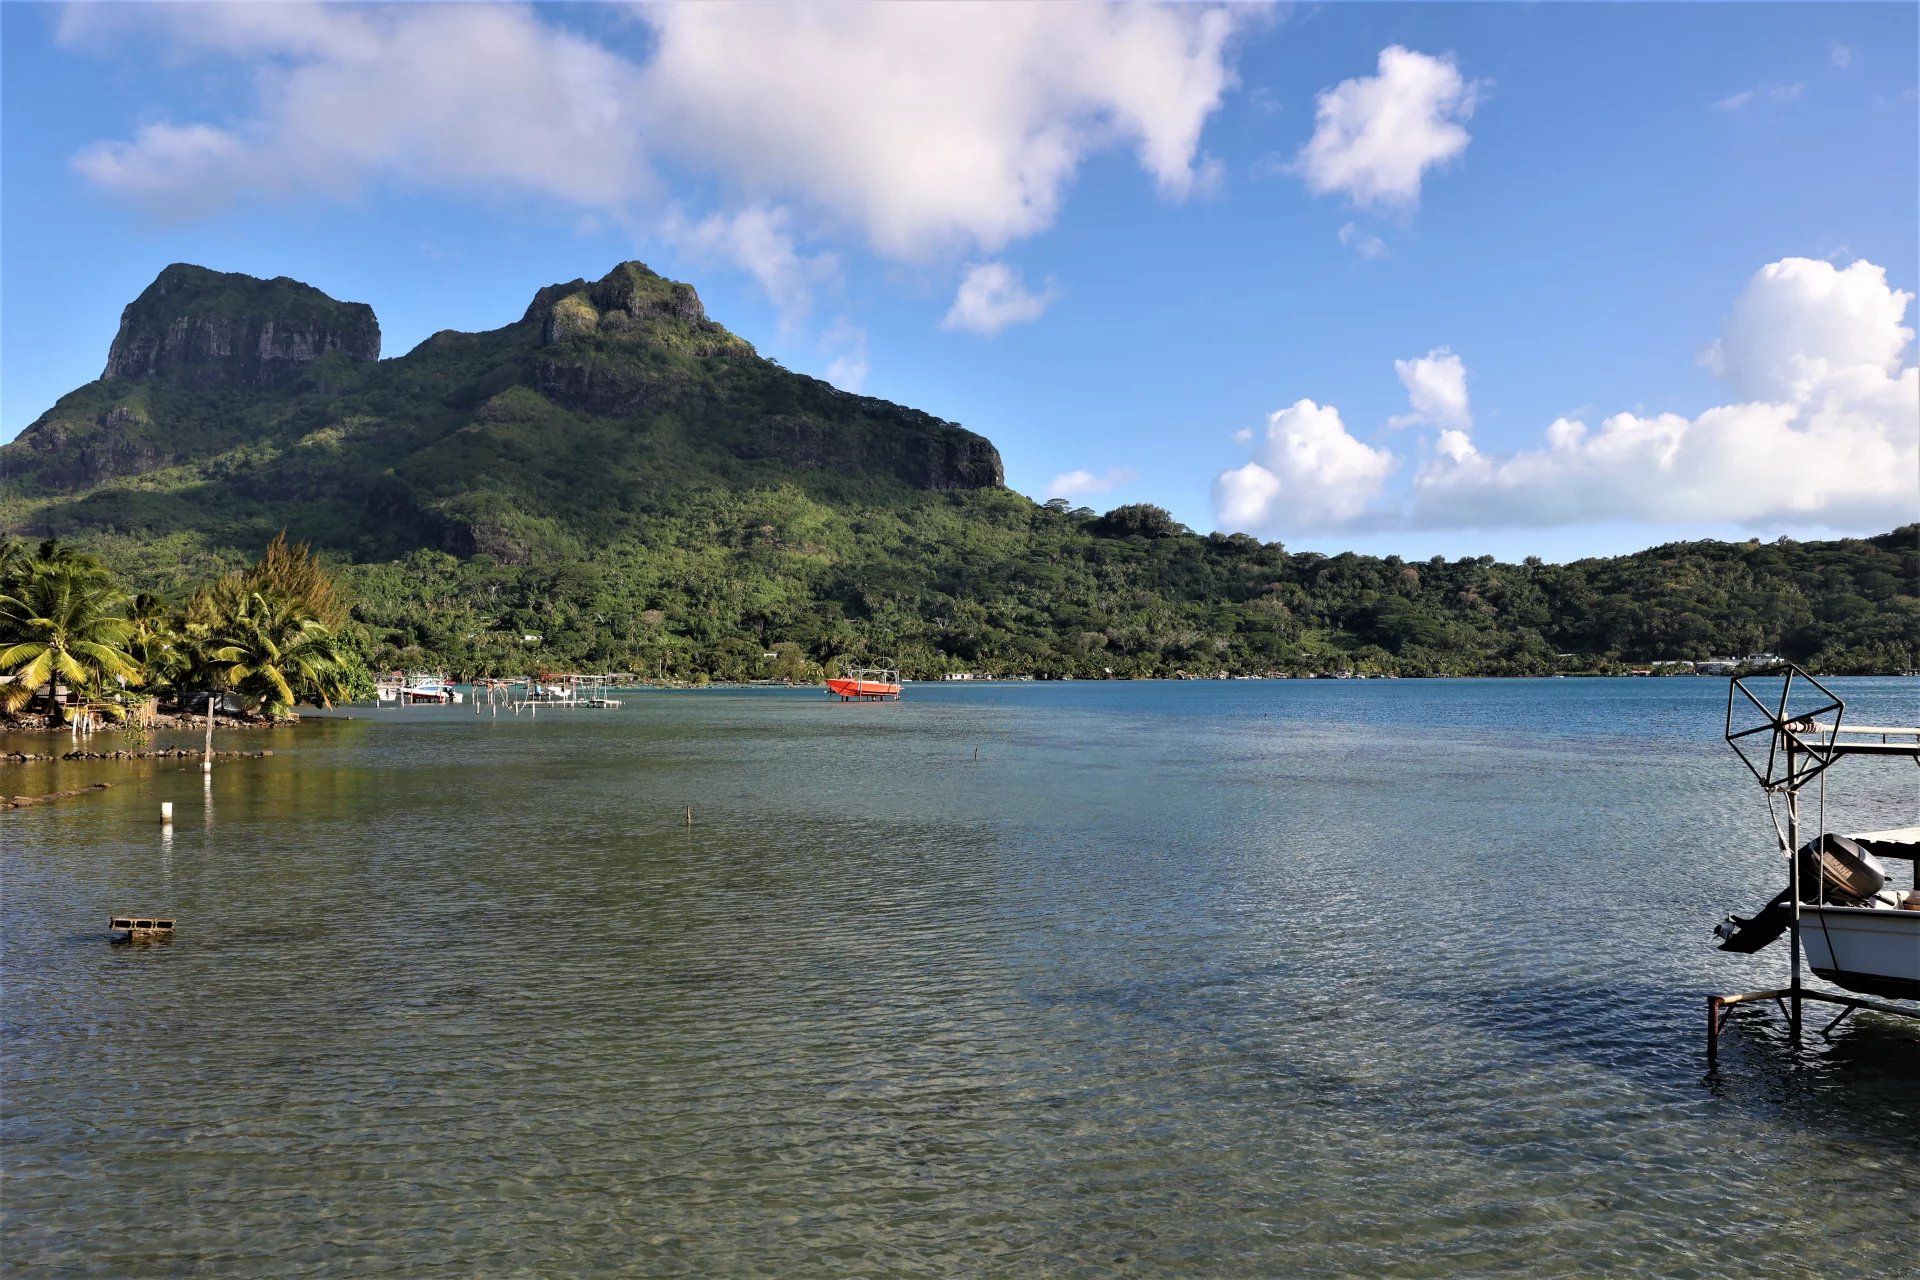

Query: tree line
[0,533,372,724]
[11,505,1914,690]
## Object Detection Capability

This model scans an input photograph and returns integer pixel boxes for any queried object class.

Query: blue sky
[3,2,1915,561]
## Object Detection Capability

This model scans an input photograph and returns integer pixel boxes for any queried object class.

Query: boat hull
[1799,905,1920,999]
[826,678,900,700]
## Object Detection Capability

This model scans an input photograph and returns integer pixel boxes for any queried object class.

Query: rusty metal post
[1707,995,1722,1071]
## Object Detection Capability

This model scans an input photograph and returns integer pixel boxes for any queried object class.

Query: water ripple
[5,679,1916,1276]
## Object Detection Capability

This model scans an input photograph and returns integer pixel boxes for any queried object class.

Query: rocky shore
[3,747,275,763]
[3,782,113,810]
[1,710,286,733]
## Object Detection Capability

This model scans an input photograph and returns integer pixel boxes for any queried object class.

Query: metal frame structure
[1708,664,1920,1069]
[830,664,902,702]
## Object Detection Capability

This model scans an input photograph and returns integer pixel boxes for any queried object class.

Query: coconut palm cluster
[0,533,368,724]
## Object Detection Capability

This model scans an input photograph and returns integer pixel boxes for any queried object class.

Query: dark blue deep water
[5,678,1918,1276]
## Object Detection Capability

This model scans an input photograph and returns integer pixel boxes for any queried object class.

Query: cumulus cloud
[1410,380,1916,530]
[1212,400,1396,530]
[1294,46,1484,207]
[66,3,653,211]
[65,2,1246,322]
[941,262,1058,336]
[1830,43,1854,70]
[642,3,1241,258]
[1215,257,1918,536]
[1705,257,1915,400]
[1412,258,1918,531]
[1046,466,1137,500]
[1389,347,1470,429]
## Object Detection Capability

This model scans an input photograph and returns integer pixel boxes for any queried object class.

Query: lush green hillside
[3,262,1914,679]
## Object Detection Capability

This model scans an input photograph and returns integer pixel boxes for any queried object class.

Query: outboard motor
[1713,835,1886,952]
[1716,890,1793,952]
[1799,833,1886,900]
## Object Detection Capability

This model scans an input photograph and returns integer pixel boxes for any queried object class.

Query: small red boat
[827,666,901,701]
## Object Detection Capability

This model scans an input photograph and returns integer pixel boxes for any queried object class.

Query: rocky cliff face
[518,262,1004,490]
[731,403,1005,491]
[523,261,732,345]
[5,259,1003,517]
[103,263,379,387]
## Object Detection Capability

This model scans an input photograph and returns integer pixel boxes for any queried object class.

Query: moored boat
[827,665,901,701]
[1707,667,1920,1061]
[376,672,461,704]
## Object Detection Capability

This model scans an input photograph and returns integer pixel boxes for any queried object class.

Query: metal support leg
[1817,1004,1857,1039]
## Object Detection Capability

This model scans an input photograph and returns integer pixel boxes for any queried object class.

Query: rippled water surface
[6,678,1918,1276]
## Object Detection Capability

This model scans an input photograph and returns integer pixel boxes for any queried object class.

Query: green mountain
[3,262,1914,679]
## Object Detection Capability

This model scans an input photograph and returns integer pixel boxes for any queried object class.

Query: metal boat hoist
[1707,665,1920,1069]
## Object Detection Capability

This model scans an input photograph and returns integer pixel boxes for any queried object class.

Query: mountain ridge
[4,260,1005,563]
[2,261,1913,679]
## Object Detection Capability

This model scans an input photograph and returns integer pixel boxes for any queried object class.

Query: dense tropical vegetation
[0,534,368,723]
[18,511,1910,686]
[4,261,1914,684]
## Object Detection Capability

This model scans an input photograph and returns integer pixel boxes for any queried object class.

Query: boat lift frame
[831,665,902,702]
[1707,664,1920,1069]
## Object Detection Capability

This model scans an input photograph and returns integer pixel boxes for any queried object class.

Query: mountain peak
[7,255,1000,508]
[104,263,380,386]
[521,260,738,349]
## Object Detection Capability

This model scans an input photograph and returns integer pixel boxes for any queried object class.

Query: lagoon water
[5,678,1918,1276]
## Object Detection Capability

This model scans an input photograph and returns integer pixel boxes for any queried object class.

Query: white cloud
[1046,466,1137,500]
[70,123,251,217]
[640,2,1243,258]
[1337,222,1389,259]
[821,320,869,393]
[1389,347,1470,429]
[1213,257,1918,536]
[660,205,835,324]
[1409,377,1917,530]
[1711,82,1805,112]
[1705,257,1915,400]
[67,4,653,210]
[1294,46,1484,208]
[1410,258,1918,531]
[941,262,1059,336]
[1212,399,1396,531]
[1830,43,1854,70]
[1215,462,1285,530]
[65,1,1246,320]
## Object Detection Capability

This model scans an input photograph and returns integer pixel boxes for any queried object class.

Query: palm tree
[0,564,142,723]
[126,593,189,694]
[0,538,31,592]
[201,590,348,720]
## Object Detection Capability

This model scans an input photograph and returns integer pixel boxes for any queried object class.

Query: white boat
[375,672,463,705]
[1713,671,1920,1013]
[1799,900,1920,1000]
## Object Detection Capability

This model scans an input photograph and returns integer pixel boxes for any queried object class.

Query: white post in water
[204,693,215,770]
[1785,740,1802,1036]
[160,801,173,824]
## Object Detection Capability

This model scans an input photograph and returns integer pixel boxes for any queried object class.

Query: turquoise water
[5,678,1917,1276]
